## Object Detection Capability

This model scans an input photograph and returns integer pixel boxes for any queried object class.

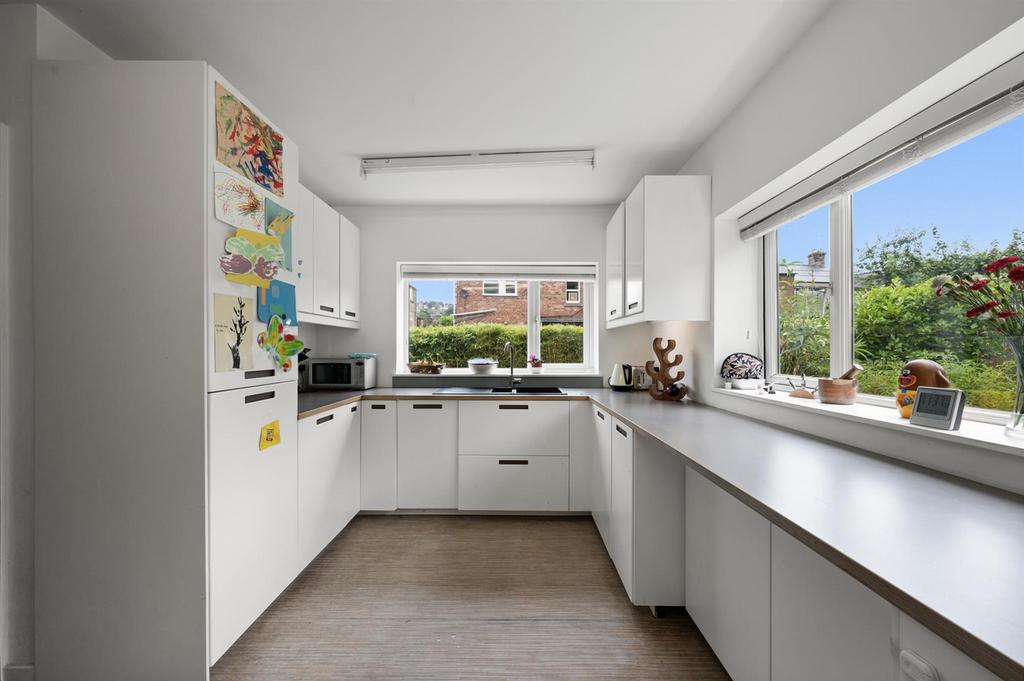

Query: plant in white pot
[528,354,544,374]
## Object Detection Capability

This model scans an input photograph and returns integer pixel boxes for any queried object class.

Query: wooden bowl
[818,378,857,405]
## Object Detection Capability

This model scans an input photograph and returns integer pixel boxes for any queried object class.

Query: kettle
[609,363,633,391]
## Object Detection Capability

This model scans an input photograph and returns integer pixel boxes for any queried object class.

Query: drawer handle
[616,425,628,437]
[344,310,357,318]
[609,309,617,317]
[628,301,639,310]
[499,459,529,465]
[596,410,606,420]
[498,404,529,410]
[244,369,275,380]
[371,404,386,410]
[316,414,334,425]
[245,391,275,404]
[412,403,442,409]
[351,405,358,413]
[319,305,335,313]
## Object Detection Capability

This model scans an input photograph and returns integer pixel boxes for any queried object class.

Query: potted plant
[934,255,1024,435]
[528,354,544,374]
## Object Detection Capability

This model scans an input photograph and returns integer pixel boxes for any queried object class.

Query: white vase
[529,366,543,374]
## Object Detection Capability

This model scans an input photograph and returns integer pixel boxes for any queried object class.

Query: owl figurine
[896,359,951,418]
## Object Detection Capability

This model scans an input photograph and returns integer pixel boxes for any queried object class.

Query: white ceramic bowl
[468,359,497,375]
[731,378,761,390]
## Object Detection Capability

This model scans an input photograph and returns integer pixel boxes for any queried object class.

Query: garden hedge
[409,323,583,367]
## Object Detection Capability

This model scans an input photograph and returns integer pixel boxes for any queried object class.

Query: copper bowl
[817,378,857,405]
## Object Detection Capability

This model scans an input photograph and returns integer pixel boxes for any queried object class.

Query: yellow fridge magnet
[219,228,284,289]
[258,419,281,451]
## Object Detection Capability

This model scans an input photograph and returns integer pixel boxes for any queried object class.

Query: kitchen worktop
[296,387,1024,679]
[296,387,591,419]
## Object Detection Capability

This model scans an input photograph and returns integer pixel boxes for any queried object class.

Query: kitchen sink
[432,386,565,395]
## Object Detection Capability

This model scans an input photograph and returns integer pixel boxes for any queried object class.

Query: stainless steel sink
[431,387,564,395]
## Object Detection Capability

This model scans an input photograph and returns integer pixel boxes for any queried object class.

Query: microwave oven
[304,357,377,390]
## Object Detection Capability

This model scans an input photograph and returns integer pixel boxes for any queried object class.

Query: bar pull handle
[616,425,628,437]
[316,414,334,425]
[628,301,639,310]
[498,459,529,465]
[344,310,357,318]
[412,404,442,409]
[319,305,335,313]
[245,391,275,404]
[351,405,358,413]
[498,404,529,410]
[371,404,386,410]
[609,309,617,317]
[244,369,275,380]
[596,410,606,420]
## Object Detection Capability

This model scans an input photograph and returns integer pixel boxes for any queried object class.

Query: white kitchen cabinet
[458,400,569,456]
[361,400,398,511]
[899,614,1000,681]
[685,466,770,681]
[603,417,685,607]
[568,400,593,512]
[397,401,458,509]
[312,195,340,319]
[623,182,644,316]
[772,526,897,681]
[339,213,360,323]
[590,403,613,544]
[606,175,711,327]
[209,383,298,663]
[297,402,360,568]
[605,202,625,321]
[293,183,315,315]
[458,456,569,511]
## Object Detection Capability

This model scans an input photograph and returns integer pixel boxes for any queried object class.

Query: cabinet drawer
[458,455,569,511]
[458,400,569,456]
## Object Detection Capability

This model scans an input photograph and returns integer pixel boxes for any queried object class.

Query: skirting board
[3,664,35,681]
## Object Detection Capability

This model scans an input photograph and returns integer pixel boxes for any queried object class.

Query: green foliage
[778,288,830,377]
[856,356,1016,411]
[409,323,583,368]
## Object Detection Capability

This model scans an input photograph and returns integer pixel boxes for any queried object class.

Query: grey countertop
[295,387,1024,679]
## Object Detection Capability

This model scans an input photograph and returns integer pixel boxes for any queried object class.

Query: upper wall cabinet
[339,214,360,323]
[606,175,711,328]
[295,193,361,329]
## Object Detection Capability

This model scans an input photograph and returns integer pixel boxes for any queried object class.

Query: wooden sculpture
[644,337,689,402]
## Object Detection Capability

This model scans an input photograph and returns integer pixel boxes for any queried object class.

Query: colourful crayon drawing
[214,172,264,231]
[257,280,297,326]
[219,228,285,288]
[264,198,294,268]
[257,315,304,371]
[215,82,284,196]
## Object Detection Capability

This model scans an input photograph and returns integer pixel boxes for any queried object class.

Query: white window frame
[482,279,518,296]
[565,281,581,304]
[399,273,597,375]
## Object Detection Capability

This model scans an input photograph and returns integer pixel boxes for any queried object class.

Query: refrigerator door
[208,381,298,663]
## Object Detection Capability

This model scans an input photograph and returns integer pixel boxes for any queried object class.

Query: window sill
[397,370,599,378]
[711,387,1024,459]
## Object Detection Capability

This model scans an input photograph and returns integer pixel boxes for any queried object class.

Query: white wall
[678,0,1024,493]
[0,5,109,676]
[307,204,706,392]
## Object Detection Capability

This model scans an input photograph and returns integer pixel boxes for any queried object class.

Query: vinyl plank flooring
[211,515,730,680]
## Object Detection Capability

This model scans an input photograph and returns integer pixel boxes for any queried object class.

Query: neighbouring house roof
[779,263,830,286]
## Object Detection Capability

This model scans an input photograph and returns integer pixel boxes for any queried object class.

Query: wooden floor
[211,515,730,680]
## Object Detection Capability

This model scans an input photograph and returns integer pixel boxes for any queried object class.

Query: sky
[410,280,455,305]
[778,112,1024,265]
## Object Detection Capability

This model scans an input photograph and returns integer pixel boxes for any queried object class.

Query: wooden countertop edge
[297,393,590,420]
[586,395,1023,681]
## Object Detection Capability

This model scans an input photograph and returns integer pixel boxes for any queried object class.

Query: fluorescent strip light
[360,148,595,175]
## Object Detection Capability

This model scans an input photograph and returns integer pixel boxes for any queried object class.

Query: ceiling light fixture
[360,148,596,176]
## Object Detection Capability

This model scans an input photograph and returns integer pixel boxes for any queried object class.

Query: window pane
[776,205,831,377]
[853,113,1024,410]
[539,281,585,365]
[482,280,499,295]
[407,279,527,368]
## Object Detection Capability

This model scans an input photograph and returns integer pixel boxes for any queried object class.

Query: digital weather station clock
[909,386,966,431]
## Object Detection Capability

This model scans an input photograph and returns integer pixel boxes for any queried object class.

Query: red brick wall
[453,280,584,325]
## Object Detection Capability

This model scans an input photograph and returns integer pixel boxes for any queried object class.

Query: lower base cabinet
[590,403,613,545]
[771,526,897,681]
[899,614,1001,681]
[397,401,458,509]
[298,402,361,567]
[685,466,770,681]
[458,455,569,511]
[361,400,397,511]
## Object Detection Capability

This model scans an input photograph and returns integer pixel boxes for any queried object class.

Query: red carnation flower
[969,278,990,290]
[1010,266,1024,282]
[997,310,1020,319]
[965,301,1000,317]
[984,255,1021,272]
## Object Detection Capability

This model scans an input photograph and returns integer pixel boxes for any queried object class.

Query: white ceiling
[40,0,831,205]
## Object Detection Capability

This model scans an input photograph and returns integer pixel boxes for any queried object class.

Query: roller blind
[739,53,1024,242]
[399,262,597,281]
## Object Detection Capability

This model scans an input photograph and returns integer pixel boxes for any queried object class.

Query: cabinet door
[605,202,625,321]
[397,401,458,509]
[458,455,569,511]
[297,403,359,568]
[293,183,315,314]
[341,403,361,523]
[772,526,897,681]
[568,401,592,512]
[609,418,634,599]
[208,383,297,663]
[338,213,360,323]
[312,196,340,318]
[623,181,644,316]
[361,400,397,511]
[458,401,569,456]
[591,404,612,544]
[899,614,1000,681]
[685,467,770,681]
[631,435,684,607]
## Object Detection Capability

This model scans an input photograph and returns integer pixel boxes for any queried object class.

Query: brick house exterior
[453,280,584,325]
